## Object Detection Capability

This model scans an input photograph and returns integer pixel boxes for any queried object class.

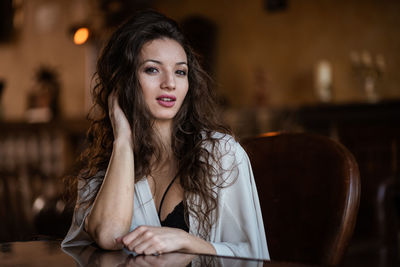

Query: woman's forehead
[139,38,187,63]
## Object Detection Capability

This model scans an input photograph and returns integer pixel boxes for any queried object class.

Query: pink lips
[156,94,176,107]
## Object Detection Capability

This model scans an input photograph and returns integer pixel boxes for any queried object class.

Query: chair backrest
[242,132,360,266]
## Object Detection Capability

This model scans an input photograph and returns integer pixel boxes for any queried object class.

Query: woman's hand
[117,226,216,256]
[117,226,189,255]
[108,91,132,142]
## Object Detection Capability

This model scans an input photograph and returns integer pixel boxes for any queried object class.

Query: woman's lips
[156,95,176,107]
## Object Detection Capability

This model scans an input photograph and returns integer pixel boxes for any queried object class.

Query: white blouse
[62,133,269,260]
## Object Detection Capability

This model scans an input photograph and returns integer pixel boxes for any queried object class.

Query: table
[0,240,317,266]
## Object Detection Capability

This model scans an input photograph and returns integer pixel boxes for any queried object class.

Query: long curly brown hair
[67,10,232,238]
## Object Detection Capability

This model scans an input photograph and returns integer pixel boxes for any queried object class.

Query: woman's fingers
[124,227,161,254]
[108,90,115,108]
[108,90,120,117]
[122,225,148,246]
[127,231,153,251]
[135,234,164,255]
[121,226,182,255]
[107,90,132,141]
[134,240,156,255]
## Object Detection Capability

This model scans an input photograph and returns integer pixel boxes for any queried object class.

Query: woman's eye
[144,67,158,74]
[176,70,187,76]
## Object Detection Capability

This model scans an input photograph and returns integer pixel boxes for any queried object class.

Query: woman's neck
[151,120,176,175]
[153,119,173,148]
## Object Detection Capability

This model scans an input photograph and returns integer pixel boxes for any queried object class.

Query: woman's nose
[160,72,176,90]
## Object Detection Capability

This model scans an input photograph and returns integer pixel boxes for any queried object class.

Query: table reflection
[0,241,313,267]
[63,245,264,267]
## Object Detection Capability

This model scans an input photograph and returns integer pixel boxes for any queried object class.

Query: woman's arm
[117,225,216,255]
[85,92,135,250]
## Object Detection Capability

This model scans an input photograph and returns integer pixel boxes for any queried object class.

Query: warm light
[260,132,280,137]
[73,27,89,45]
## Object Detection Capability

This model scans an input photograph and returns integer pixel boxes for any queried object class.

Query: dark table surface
[0,240,318,267]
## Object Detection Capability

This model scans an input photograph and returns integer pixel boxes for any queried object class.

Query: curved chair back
[242,132,360,266]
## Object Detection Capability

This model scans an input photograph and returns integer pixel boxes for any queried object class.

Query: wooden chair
[242,132,361,266]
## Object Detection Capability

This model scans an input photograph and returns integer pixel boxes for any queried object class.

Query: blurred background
[0,0,399,266]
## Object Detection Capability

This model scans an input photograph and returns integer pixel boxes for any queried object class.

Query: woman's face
[137,38,189,124]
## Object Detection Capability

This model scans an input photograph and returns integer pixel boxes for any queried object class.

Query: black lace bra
[158,176,189,232]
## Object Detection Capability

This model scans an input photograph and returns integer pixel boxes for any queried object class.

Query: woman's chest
[147,175,184,220]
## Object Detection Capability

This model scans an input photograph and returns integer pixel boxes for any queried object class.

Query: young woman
[62,10,269,260]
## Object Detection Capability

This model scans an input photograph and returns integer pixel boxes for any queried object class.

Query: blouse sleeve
[209,138,270,260]
[61,171,104,247]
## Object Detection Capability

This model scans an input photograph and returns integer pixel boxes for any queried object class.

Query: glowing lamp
[73,27,89,45]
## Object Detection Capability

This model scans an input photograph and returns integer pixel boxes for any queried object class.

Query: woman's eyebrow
[141,59,188,66]
[141,59,161,65]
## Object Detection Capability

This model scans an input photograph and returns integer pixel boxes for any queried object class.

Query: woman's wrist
[113,136,133,149]
[180,231,216,255]
[179,230,191,252]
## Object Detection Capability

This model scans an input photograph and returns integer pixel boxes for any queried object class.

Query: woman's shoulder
[203,132,247,162]
[209,131,234,142]
[206,132,251,187]
[209,132,244,154]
